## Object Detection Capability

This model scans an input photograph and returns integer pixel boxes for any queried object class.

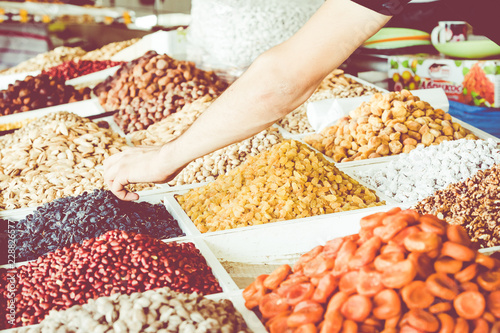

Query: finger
[111,174,139,201]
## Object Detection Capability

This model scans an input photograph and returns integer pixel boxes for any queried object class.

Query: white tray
[164,188,391,238]
[0,71,41,90]
[301,115,500,170]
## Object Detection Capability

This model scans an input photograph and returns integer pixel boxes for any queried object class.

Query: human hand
[103,145,179,201]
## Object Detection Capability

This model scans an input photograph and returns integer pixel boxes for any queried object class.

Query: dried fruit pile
[177,140,383,233]
[95,51,228,133]
[416,164,500,248]
[0,230,222,329]
[0,47,86,75]
[42,60,124,81]
[244,208,500,332]
[305,90,477,162]
[0,74,91,115]
[15,189,184,262]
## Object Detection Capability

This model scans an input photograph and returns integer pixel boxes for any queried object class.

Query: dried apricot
[288,300,324,327]
[374,251,405,271]
[472,318,490,333]
[454,291,485,320]
[434,257,463,274]
[333,239,357,277]
[342,320,358,333]
[279,282,315,306]
[404,231,440,253]
[437,313,455,333]
[373,289,401,320]
[419,214,446,235]
[357,266,384,296]
[339,271,359,294]
[312,273,338,304]
[477,270,500,291]
[429,302,452,314]
[259,292,291,319]
[446,224,471,247]
[440,241,475,262]
[454,263,478,283]
[401,280,435,309]
[349,236,382,269]
[381,259,416,289]
[320,310,343,333]
[407,309,439,332]
[487,290,500,318]
[453,317,469,333]
[265,265,292,289]
[425,273,459,300]
[341,294,372,322]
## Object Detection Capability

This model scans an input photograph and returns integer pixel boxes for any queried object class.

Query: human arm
[104,0,393,201]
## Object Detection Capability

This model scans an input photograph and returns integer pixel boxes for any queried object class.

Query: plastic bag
[187,0,323,78]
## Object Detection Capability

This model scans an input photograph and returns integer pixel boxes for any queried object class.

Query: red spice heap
[42,60,124,81]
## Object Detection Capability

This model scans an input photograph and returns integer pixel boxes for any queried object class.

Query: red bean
[0,230,222,329]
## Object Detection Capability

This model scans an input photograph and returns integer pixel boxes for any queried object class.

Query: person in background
[104,0,499,201]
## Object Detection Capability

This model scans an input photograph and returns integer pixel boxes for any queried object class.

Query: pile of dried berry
[42,60,124,81]
[15,189,184,262]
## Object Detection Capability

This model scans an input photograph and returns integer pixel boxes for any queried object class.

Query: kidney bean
[1,230,221,329]
[340,294,372,322]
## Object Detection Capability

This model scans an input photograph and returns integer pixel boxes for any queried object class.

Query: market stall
[0,1,499,332]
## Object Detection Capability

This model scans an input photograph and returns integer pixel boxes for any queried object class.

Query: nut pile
[130,95,213,146]
[0,74,92,115]
[1,230,222,328]
[0,112,153,210]
[244,208,500,332]
[16,189,184,262]
[278,70,380,134]
[0,47,86,75]
[415,164,500,248]
[304,90,478,162]
[353,139,500,203]
[11,288,251,333]
[95,51,228,133]
[177,140,383,233]
[80,38,140,61]
[42,60,124,81]
[169,127,283,186]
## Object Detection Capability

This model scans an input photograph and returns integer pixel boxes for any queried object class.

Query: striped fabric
[0,22,50,70]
